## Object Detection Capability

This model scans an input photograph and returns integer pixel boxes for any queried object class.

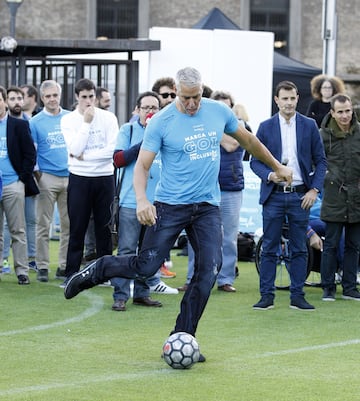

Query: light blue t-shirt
[0,116,18,186]
[142,98,239,206]
[116,120,161,208]
[29,108,70,177]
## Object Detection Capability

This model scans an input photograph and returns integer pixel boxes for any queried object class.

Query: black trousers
[65,173,114,277]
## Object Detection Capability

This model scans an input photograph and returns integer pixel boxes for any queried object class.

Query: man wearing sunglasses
[152,77,177,109]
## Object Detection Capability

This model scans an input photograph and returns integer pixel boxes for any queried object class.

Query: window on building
[250,0,289,55]
[97,0,138,39]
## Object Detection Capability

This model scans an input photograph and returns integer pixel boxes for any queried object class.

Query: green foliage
[1,242,360,400]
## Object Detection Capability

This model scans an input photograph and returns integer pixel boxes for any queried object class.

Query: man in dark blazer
[250,81,327,310]
[0,85,38,284]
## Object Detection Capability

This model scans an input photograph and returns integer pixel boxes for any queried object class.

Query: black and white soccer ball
[162,332,200,369]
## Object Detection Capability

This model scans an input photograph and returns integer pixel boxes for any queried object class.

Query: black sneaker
[64,261,98,299]
[37,269,49,283]
[322,288,336,301]
[253,295,274,310]
[290,297,315,310]
[18,275,30,285]
[342,289,360,301]
[55,267,66,280]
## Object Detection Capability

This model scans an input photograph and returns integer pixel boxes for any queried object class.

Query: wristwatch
[312,188,319,193]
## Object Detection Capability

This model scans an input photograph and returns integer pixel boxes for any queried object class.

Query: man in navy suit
[0,85,38,285]
[250,81,327,310]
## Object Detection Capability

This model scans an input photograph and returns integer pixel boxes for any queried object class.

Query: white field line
[1,290,359,397]
[0,292,104,336]
[0,370,170,398]
[256,338,360,358]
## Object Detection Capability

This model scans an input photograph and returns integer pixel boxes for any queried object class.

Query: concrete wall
[0,0,91,40]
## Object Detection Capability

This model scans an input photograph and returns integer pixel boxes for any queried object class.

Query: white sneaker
[98,280,112,287]
[150,281,179,294]
[335,271,342,284]
[164,260,173,269]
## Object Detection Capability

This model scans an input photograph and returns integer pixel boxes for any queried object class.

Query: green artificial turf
[1,241,360,400]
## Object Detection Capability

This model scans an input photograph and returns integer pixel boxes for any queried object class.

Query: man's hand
[269,172,286,183]
[274,165,293,185]
[83,106,95,124]
[309,232,323,251]
[301,189,318,210]
[136,199,157,226]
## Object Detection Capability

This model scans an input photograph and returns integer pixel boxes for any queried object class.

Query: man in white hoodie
[61,78,118,283]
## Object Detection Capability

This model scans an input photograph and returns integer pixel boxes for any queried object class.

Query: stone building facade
[0,0,358,100]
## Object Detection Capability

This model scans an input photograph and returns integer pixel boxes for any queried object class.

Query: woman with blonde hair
[306,74,345,127]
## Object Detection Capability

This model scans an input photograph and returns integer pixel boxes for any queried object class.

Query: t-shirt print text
[183,125,218,161]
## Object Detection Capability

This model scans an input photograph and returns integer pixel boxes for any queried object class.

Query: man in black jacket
[0,85,38,284]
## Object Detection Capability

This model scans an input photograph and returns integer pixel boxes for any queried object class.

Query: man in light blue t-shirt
[64,67,293,359]
[30,80,70,283]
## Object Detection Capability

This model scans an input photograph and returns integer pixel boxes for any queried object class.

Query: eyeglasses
[140,106,159,112]
[321,86,333,90]
[159,92,176,99]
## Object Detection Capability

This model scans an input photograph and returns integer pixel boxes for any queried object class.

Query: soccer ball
[162,332,200,369]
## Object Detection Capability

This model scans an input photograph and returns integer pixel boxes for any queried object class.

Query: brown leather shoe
[133,297,162,307]
[218,284,236,292]
[112,300,126,311]
[177,283,189,292]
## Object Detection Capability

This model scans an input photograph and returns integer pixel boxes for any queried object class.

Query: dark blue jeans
[260,191,309,299]
[96,202,222,336]
[321,221,360,293]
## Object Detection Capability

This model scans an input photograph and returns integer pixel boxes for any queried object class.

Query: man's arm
[231,122,293,184]
[134,148,157,226]
[220,134,240,152]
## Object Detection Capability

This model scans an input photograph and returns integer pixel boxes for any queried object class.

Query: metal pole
[322,0,337,75]
[7,2,23,85]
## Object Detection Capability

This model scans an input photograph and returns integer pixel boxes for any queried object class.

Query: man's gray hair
[175,67,202,89]
[40,80,62,96]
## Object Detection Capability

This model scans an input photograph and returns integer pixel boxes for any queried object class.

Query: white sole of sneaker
[253,305,274,310]
[289,305,315,311]
[342,295,360,301]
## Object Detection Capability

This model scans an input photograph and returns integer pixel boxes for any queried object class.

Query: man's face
[176,84,203,116]
[41,85,61,114]
[331,100,353,131]
[76,89,96,114]
[217,98,231,108]
[158,85,176,108]
[22,87,35,109]
[274,88,298,119]
[137,95,160,125]
[7,90,24,117]
[97,91,111,110]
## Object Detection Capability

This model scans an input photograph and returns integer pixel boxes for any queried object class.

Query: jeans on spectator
[111,206,158,301]
[321,221,360,293]
[217,190,242,287]
[260,192,309,299]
